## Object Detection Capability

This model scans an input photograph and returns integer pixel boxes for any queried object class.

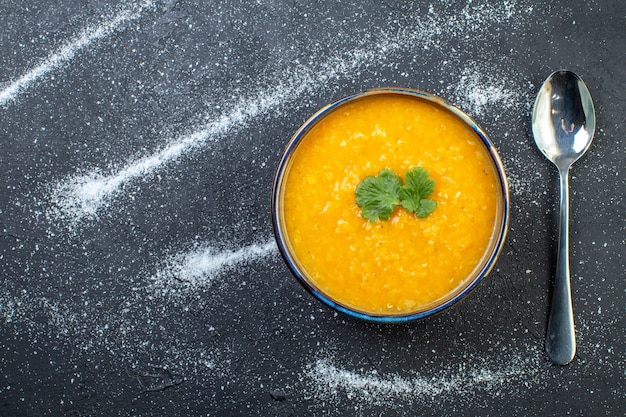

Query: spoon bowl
[533,71,596,169]
[531,70,596,365]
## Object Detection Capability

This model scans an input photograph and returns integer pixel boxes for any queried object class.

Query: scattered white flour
[503,153,547,201]
[0,0,155,107]
[152,239,278,292]
[45,1,533,226]
[447,63,518,119]
[0,288,219,375]
[305,351,541,408]
[448,0,531,32]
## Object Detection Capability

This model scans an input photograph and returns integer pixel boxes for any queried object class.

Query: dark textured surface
[0,1,624,416]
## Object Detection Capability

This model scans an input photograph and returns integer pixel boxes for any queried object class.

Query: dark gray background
[0,1,624,416]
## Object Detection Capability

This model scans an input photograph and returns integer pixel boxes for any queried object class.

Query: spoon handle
[546,167,576,365]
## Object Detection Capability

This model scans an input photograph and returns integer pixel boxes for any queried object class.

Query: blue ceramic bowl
[272,88,510,323]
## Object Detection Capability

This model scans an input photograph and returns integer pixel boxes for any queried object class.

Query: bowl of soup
[272,88,509,322]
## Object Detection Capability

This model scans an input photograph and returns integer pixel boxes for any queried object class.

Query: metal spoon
[531,70,596,365]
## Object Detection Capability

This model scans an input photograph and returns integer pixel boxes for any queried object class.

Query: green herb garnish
[355,168,402,222]
[399,167,436,218]
[356,167,436,222]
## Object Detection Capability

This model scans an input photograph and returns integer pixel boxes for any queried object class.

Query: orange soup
[279,91,505,316]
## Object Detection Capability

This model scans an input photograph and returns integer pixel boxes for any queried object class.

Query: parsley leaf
[355,169,402,221]
[416,198,437,218]
[399,167,437,217]
[355,167,437,222]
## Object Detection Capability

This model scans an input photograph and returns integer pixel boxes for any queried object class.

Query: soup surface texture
[282,93,501,315]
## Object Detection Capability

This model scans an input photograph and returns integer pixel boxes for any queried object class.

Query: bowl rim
[271,87,510,323]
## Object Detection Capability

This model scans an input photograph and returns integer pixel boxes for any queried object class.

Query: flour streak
[307,353,540,406]
[0,0,154,107]
[152,239,278,290]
